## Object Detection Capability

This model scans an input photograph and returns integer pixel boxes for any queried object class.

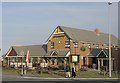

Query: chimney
[94,28,100,35]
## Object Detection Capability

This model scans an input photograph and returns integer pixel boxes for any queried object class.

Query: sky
[0,2,2,58]
[2,2,118,55]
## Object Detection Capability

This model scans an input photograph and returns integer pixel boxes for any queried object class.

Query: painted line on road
[22,77,120,80]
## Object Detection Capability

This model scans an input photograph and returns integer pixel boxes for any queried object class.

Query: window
[96,44,99,49]
[16,58,18,62]
[10,57,15,62]
[106,46,108,49]
[40,57,43,63]
[66,60,69,64]
[52,60,54,65]
[83,57,86,65]
[5,57,8,64]
[65,41,70,48]
[51,42,54,48]
[33,57,38,63]
[115,46,118,50]
[13,58,16,62]
[29,58,31,63]
[87,43,91,48]
[74,42,78,47]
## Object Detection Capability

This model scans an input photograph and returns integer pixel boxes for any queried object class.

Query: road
[1,72,120,83]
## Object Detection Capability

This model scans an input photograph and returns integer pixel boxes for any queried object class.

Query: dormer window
[96,44,99,49]
[74,42,78,47]
[51,42,54,48]
[87,43,91,48]
[65,41,70,48]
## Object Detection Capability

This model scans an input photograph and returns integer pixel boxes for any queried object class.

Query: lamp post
[108,2,112,77]
[20,50,24,76]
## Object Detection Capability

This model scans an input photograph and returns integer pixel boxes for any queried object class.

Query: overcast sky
[2,2,118,54]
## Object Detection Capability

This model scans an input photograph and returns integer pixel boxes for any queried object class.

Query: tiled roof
[7,45,69,57]
[11,44,47,57]
[59,26,118,45]
[88,49,108,57]
[45,49,70,57]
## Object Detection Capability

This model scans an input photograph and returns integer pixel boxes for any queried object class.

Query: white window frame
[65,41,70,47]
[51,42,54,48]
[87,43,91,48]
[106,45,108,49]
[96,44,99,49]
[74,42,78,47]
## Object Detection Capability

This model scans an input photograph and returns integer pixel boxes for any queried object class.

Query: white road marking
[22,77,120,80]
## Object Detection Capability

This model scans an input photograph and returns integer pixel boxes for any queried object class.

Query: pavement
[22,74,120,81]
[1,72,120,82]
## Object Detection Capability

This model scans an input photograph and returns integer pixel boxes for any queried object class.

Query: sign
[71,55,79,63]
[80,46,86,51]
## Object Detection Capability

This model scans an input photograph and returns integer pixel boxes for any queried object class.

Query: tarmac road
[1,72,120,83]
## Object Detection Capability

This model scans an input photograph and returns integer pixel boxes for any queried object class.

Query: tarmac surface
[1,72,120,83]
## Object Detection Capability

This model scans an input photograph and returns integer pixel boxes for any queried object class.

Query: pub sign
[70,55,79,63]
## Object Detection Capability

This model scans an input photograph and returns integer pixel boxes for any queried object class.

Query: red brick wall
[69,42,117,70]
[47,27,70,52]
[47,27,119,70]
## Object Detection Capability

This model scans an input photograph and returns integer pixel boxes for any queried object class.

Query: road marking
[23,77,120,80]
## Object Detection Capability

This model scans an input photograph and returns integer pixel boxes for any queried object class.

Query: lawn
[2,67,119,78]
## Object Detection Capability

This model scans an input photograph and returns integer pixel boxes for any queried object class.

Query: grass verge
[2,67,119,77]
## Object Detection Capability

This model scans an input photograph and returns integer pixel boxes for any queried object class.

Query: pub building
[2,26,119,72]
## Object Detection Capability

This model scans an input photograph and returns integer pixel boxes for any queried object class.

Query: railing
[10,62,32,68]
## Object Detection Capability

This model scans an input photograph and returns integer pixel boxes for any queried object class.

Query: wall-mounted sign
[70,55,79,63]
[80,46,86,51]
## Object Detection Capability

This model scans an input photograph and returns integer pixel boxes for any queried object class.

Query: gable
[88,49,108,57]
[96,50,108,58]
[51,51,57,56]
[6,45,47,57]
[47,26,70,42]
[8,48,17,56]
[51,52,57,56]
[97,51,107,58]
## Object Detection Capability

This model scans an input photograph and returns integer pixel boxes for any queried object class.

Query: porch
[88,49,115,72]
[97,58,114,72]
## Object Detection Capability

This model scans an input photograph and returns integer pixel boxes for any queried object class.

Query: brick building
[2,26,119,71]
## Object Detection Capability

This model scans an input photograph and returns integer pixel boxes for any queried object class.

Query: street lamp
[108,2,112,77]
[20,50,24,76]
